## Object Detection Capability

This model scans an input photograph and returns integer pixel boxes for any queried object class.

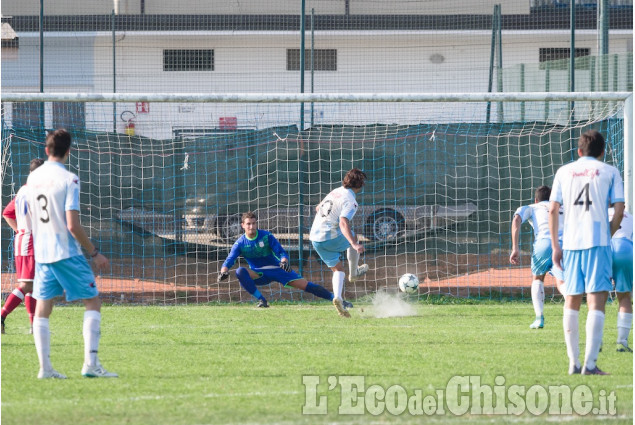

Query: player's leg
[285,277,334,301]
[562,295,583,374]
[347,234,369,282]
[616,292,633,352]
[53,255,117,378]
[32,262,66,378]
[561,249,585,374]
[1,254,35,333]
[236,267,269,306]
[582,291,609,375]
[581,246,613,375]
[530,275,546,329]
[612,238,633,351]
[529,239,552,329]
[1,286,25,333]
[80,295,116,377]
[311,238,351,317]
[24,285,36,334]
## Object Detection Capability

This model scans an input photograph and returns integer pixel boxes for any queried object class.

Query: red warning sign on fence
[136,102,150,114]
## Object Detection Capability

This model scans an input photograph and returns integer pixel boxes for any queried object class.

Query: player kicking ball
[309,168,369,318]
[218,211,347,313]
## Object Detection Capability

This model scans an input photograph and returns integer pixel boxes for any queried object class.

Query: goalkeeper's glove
[217,271,229,282]
[279,261,291,272]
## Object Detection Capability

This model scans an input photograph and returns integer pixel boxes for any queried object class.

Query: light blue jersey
[310,187,358,242]
[550,157,624,250]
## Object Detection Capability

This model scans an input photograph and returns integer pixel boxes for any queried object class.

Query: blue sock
[305,282,334,301]
[236,267,265,301]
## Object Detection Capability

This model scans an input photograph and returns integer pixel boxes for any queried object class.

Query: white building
[2,0,632,138]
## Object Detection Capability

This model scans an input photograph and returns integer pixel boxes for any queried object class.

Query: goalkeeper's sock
[236,267,265,301]
[305,282,334,301]
[332,271,345,300]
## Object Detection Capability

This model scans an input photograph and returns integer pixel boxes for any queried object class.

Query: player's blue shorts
[33,255,98,301]
[611,238,633,293]
[311,234,351,267]
[531,239,564,282]
[562,246,613,295]
[251,265,302,287]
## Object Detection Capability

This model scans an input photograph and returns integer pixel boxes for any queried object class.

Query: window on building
[287,49,337,71]
[12,102,41,129]
[163,49,214,71]
[539,48,591,70]
[52,102,85,130]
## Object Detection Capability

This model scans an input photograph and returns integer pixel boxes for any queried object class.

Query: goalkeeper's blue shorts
[251,265,302,287]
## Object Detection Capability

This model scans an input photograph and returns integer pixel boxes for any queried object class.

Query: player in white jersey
[2,158,44,334]
[310,168,369,317]
[549,130,625,375]
[510,185,565,329]
[609,207,633,352]
[27,129,117,379]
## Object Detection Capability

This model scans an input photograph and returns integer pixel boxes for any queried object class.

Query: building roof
[3,9,632,32]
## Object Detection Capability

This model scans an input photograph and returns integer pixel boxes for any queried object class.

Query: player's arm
[268,233,291,271]
[548,201,562,270]
[339,216,364,253]
[66,209,109,272]
[2,198,17,232]
[610,202,625,236]
[509,214,522,265]
[219,240,241,280]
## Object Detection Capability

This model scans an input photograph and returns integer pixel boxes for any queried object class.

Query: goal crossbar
[2,92,632,103]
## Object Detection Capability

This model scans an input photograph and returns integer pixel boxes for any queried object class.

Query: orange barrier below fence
[1,266,562,303]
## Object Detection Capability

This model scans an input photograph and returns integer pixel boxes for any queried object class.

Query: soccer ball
[398,273,419,294]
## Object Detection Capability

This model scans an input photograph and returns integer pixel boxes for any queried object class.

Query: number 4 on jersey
[574,183,592,211]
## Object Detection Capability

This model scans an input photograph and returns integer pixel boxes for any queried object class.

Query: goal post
[1,92,632,304]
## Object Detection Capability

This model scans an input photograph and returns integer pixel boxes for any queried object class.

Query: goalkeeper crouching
[218,211,348,312]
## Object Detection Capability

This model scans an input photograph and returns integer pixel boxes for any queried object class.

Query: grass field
[1,298,633,425]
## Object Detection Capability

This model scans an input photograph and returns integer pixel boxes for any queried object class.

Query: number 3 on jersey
[574,183,592,211]
[36,194,50,223]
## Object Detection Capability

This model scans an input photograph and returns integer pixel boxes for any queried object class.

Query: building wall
[2,30,631,138]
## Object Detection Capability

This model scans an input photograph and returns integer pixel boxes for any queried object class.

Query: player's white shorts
[531,238,564,281]
[311,234,351,267]
[33,255,98,301]
[611,238,633,293]
[562,246,613,295]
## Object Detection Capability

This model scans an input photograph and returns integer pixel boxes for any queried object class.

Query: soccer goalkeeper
[218,211,346,313]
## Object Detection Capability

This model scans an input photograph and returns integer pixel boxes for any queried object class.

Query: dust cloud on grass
[359,289,418,318]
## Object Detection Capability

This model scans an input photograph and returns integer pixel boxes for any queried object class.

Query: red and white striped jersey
[2,185,34,257]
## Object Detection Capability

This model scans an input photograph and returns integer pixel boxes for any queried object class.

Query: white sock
[33,317,53,372]
[83,310,101,367]
[617,312,632,345]
[332,271,346,300]
[584,310,605,370]
[346,247,360,277]
[563,308,580,369]
[531,280,544,317]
